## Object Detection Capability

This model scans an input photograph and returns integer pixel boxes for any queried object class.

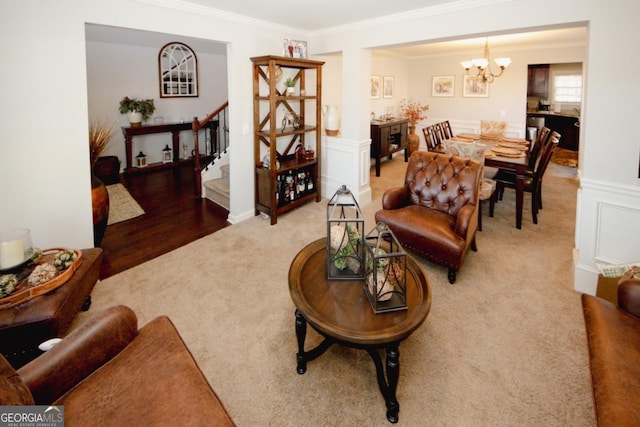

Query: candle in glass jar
[0,239,24,268]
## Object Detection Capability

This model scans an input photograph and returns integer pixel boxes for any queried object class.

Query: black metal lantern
[135,151,147,167]
[326,185,365,280]
[364,222,407,313]
[162,144,173,163]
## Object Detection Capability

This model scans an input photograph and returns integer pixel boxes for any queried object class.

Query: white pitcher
[322,105,340,135]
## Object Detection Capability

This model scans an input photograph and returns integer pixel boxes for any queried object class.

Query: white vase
[322,105,339,136]
[127,111,143,127]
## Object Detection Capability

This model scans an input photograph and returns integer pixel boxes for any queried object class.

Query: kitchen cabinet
[527,64,550,98]
[527,112,580,151]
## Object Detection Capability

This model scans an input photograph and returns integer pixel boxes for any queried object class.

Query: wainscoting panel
[574,177,640,294]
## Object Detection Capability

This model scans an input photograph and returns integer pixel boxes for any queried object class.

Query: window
[553,74,582,103]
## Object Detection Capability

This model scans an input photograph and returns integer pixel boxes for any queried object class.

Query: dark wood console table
[370,118,409,177]
[122,120,218,173]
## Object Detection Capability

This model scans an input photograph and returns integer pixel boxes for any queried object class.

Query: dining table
[442,133,531,229]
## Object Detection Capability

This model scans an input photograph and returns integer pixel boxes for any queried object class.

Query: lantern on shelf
[326,185,365,280]
[364,221,407,314]
[135,151,147,167]
[162,144,173,163]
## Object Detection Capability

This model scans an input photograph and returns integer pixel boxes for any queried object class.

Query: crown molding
[135,0,306,34]
[310,0,513,36]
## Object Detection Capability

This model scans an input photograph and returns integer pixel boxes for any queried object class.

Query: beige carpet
[106,184,144,225]
[76,156,593,426]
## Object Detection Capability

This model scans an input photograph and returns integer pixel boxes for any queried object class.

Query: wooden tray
[0,248,82,309]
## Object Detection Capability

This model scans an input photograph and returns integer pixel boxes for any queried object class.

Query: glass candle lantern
[135,151,147,167]
[364,222,407,314]
[326,185,365,280]
[162,144,173,163]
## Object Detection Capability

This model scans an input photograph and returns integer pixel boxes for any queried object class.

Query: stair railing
[192,100,229,198]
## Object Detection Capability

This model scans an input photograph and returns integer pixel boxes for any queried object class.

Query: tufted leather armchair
[375,151,482,284]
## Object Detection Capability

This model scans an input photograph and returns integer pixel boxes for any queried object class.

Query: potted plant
[119,96,156,127]
[88,120,115,246]
[284,77,296,96]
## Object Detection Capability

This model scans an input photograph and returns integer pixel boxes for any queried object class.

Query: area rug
[106,183,144,225]
[552,147,578,168]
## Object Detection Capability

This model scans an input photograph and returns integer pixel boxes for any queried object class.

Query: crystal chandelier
[460,38,511,83]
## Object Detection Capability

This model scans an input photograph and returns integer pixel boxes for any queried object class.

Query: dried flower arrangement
[399,98,429,125]
[89,120,115,165]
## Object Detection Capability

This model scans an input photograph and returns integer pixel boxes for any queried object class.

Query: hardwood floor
[98,164,230,279]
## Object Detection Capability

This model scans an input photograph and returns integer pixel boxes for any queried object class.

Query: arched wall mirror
[158,42,198,97]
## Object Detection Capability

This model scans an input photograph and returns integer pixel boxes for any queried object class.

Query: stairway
[203,164,229,210]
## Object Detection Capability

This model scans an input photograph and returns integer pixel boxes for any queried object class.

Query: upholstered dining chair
[375,151,483,284]
[490,132,560,225]
[480,120,507,139]
[441,140,497,231]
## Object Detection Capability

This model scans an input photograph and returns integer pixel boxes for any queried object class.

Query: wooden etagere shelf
[251,55,324,225]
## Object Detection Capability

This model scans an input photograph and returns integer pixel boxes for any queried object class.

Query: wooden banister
[192,101,229,198]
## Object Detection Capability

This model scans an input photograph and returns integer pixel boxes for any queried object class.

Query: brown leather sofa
[582,280,640,426]
[375,151,482,284]
[0,305,235,426]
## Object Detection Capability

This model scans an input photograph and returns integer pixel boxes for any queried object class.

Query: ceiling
[86,1,587,57]
[185,0,453,31]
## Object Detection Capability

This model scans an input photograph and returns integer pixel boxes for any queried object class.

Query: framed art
[383,76,394,98]
[283,39,307,58]
[432,75,454,97]
[370,75,381,99]
[463,75,489,97]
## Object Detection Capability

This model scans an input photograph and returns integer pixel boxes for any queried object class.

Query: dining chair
[433,122,446,143]
[493,126,552,182]
[526,126,552,173]
[422,126,439,151]
[441,121,454,139]
[442,140,497,231]
[490,133,560,225]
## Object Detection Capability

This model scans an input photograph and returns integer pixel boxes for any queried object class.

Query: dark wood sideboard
[370,118,409,176]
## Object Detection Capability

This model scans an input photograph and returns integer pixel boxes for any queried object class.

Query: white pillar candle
[0,239,24,268]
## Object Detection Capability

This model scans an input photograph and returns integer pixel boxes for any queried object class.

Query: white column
[320,48,372,206]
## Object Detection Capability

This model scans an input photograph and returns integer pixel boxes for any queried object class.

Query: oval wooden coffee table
[288,238,432,423]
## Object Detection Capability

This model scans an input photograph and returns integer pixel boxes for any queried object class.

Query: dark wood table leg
[515,172,524,229]
[295,309,308,374]
[367,344,401,423]
[376,158,381,177]
[295,310,334,375]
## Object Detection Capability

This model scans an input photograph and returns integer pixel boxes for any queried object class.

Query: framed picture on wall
[383,76,394,98]
[432,75,454,97]
[283,39,307,58]
[463,75,489,97]
[371,75,381,99]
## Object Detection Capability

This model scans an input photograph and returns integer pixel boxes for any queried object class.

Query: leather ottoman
[0,248,103,367]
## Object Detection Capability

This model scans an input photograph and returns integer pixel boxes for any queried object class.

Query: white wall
[86,34,228,166]
[1,0,639,295]
[0,0,307,248]
[310,0,640,293]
